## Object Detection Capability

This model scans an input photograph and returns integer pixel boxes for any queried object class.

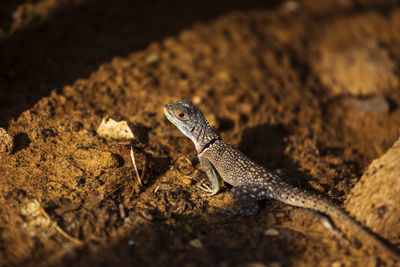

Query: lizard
[164,99,400,261]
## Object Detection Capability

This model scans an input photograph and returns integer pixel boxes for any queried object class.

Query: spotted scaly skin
[164,99,399,261]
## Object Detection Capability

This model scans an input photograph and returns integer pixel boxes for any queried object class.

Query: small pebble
[128,240,135,246]
[189,238,203,248]
[192,96,202,105]
[181,177,192,185]
[264,228,279,236]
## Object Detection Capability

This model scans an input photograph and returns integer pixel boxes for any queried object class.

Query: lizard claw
[197,183,218,197]
[198,182,213,192]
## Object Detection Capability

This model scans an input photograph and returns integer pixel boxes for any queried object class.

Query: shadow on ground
[0,0,280,128]
[61,210,305,266]
[239,123,311,187]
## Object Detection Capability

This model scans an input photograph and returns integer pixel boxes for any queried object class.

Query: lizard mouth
[163,106,177,124]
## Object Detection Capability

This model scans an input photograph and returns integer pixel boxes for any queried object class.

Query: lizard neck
[191,125,219,153]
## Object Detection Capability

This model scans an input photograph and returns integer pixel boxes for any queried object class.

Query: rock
[96,117,135,140]
[345,137,400,244]
[312,43,398,96]
[0,128,13,153]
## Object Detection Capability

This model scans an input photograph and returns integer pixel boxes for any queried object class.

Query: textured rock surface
[346,137,400,244]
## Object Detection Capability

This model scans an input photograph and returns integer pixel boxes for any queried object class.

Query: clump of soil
[1,0,400,266]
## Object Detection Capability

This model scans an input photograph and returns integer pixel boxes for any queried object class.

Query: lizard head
[164,99,212,147]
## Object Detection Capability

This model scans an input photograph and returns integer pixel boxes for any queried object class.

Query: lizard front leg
[197,156,220,196]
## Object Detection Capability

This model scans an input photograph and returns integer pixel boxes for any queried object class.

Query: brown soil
[1,0,400,266]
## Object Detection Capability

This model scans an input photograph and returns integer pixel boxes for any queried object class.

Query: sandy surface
[1,0,400,266]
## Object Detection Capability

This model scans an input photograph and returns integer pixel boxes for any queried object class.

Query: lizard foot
[299,209,341,237]
[316,213,341,237]
[197,182,218,197]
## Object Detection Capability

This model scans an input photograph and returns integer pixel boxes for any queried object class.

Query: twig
[40,207,84,246]
[130,146,142,186]
[154,185,160,193]
[140,161,146,183]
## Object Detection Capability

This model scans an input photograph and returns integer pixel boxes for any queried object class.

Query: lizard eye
[174,110,188,120]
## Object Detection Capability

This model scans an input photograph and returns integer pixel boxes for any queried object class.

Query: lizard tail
[275,186,400,261]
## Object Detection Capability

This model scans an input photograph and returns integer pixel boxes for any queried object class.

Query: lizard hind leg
[229,185,260,216]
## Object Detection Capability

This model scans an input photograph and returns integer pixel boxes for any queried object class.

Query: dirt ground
[1,0,400,266]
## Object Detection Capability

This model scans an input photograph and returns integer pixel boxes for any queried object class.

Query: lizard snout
[164,103,173,110]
